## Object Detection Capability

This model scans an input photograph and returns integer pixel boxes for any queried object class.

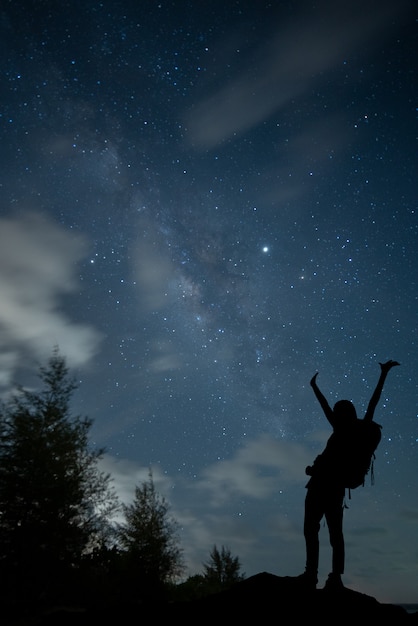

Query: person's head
[333,399,357,423]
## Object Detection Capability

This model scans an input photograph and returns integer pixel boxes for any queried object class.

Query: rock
[164,572,414,624]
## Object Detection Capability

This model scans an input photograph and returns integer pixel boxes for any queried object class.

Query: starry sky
[0,0,417,604]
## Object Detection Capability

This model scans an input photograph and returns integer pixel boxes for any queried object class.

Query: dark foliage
[116,470,185,602]
[0,349,119,608]
[175,544,245,601]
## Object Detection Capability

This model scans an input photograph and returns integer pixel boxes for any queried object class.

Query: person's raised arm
[310,372,334,425]
[364,360,400,422]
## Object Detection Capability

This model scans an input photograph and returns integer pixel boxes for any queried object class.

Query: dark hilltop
[30,572,417,625]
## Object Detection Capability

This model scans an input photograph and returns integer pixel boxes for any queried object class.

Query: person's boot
[323,572,344,591]
[291,570,318,590]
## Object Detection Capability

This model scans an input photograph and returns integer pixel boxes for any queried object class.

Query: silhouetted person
[298,359,399,591]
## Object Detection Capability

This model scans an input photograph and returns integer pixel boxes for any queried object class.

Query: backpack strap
[370,454,376,485]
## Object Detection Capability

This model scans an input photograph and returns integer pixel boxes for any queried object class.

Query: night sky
[0,0,416,604]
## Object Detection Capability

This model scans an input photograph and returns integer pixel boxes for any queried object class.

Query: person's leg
[323,488,345,590]
[303,487,323,579]
[325,489,345,575]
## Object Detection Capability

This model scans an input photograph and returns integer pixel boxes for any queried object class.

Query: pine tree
[202,545,245,593]
[117,470,184,599]
[0,348,118,605]
[175,546,245,602]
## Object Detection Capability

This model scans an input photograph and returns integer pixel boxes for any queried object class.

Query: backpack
[341,419,382,490]
[307,419,382,491]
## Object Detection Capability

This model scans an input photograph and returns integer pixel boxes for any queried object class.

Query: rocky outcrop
[166,572,416,623]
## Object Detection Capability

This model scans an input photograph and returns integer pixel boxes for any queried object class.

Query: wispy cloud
[197,434,311,504]
[185,1,404,149]
[0,211,102,387]
[99,454,174,506]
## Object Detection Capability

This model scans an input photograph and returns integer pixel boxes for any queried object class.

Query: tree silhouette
[0,348,118,607]
[176,544,246,601]
[117,469,184,601]
[202,545,246,593]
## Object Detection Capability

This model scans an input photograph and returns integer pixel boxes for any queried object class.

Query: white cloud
[99,455,175,506]
[197,434,311,504]
[0,211,102,386]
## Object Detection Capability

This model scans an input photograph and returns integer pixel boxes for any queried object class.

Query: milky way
[0,0,416,603]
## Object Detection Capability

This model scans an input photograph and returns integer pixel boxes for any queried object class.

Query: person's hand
[379,360,400,373]
[310,372,319,386]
